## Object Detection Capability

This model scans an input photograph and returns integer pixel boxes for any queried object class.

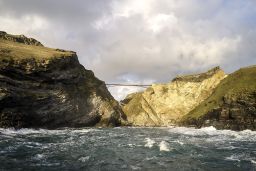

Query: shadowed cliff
[0,31,127,129]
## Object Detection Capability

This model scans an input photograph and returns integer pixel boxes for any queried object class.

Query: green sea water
[0,127,256,171]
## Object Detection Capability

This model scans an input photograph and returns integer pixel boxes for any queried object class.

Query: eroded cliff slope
[180,66,256,130]
[0,32,126,128]
[121,67,226,126]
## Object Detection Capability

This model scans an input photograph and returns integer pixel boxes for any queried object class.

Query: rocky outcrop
[0,32,126,129]
[180,66,256,131]
[121,67,226,126]
[0,31,43,46]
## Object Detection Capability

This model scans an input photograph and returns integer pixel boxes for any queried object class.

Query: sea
[0,126,255,171]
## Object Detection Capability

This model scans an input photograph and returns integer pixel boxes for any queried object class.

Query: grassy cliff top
[172,66,224,82]
[0,32,75,61]
[181,65,256,120]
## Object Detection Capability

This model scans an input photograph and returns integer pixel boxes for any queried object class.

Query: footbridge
[106,83,152,88]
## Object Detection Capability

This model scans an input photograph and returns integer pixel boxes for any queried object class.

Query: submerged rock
[180,66,256,131]
[121,67,226,126]
[0,32,126,129]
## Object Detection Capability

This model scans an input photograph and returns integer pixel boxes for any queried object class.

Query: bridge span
[106,83,151,87]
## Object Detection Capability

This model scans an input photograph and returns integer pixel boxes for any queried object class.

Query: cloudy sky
[0,0,256,100]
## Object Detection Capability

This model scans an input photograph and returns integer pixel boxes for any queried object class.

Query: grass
[182,66,256,120]
[0,39,75,61]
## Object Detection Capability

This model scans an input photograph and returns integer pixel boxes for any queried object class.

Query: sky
[0,0,256,100]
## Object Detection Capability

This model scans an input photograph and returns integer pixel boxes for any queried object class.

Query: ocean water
[0,127,256,171]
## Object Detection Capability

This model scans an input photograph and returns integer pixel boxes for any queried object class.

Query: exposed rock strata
[121,67,226,126]
[0,32,126,129]
[180,66,256,131]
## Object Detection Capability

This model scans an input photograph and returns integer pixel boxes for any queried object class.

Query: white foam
[144,138,155,148]
[78,156,90,162]
[33,154,45,160]
[159,141,170,152]
[168,127,256,142]
[251,160,256,164]
[225,154,241,162]
[130,165,141,170]
[0,128,99,136]
[72,129,97,133]
[0,128,49,135]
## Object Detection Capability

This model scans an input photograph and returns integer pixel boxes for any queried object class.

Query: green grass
[0,39,75,61]
[182,66,256,120]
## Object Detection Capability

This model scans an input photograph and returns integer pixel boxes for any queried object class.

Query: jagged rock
[0,31,43,46]
[180,66,256,131]
[0,32,126,129]
[121,67,226,126]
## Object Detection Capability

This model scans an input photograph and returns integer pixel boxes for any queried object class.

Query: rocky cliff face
[121,67,226,126]
[180,66,256,131]
[0,32,126,129]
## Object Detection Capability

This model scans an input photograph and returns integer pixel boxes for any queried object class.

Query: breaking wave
[0,126,255,170]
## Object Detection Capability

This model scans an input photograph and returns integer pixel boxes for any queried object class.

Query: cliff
[121,67,226,126]
[0,32,126,129]
[180,66,256,130]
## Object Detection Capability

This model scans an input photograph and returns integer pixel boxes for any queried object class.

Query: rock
[180,66,256,131]
[0,31,43,46]
[121,67,226,126]
[0,32,127,129]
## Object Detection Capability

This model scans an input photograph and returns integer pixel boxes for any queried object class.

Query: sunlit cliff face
[1,0,256,100]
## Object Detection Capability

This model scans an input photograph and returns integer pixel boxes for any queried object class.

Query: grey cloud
[0,0,256,100]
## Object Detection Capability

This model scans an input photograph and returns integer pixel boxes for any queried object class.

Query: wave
[225,154,241,162]
[159,141,170,152]
[144,138,171,152]
[168,126,256,141]
[144,138,155,148]
[0,128,98,136]
[1,126,255,143]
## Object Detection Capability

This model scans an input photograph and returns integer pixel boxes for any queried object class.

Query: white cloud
[0,15,49,37]
[0,0,255,100]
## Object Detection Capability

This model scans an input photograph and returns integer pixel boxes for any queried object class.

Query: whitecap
[127,143,138,148]
[168,126,217,136]
[168,126,256,142]
[78,156,90,162]
[144,138,155,148]
[251,160,256,164]
[33,154,45,160]
[225,155,241,162]
[159,141,170,152]
[130,165,141,170]
[72,128,98,133]
[0,128,65,135]
[217,146,238,150]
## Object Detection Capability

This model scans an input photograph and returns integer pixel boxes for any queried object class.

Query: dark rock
[0,32,127,129]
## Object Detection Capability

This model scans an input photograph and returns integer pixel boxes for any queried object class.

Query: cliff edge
[0,32,126,129]
[121,67,226,126]
[180,66,256,130]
